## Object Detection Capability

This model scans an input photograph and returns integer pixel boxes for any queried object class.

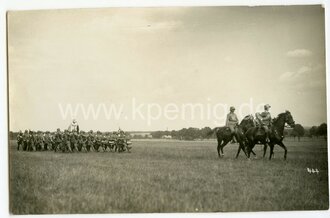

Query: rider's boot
[231,133,237,143]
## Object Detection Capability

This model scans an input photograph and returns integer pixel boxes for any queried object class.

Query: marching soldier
[22,130,29,151]
[86,130,95,152]
[70,132,79,152]
[94,131,104,152]
[35,132,44,151]
[43,131,53,151]
[28,131,36,151]
[54,128,63,152]
[78,133,87,152]
[63,130,72,152]
[17,130,23,151]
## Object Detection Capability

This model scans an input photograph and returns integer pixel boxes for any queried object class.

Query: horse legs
[263,144,268,158]
[220,140,230,157]
[217,139,222,158]
[277,141,288,160]
[236,142,247,158]
[246,145,251,159]
[235,144,242,158]
[269,143,274,160]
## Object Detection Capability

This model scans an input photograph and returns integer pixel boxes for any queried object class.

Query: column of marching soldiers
[16,128,132,153]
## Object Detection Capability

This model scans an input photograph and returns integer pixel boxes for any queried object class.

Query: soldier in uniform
[44,131,53,151]
[104,133,114,152]
[78,132,87,152]
[255,104,272,142]
[50,132,56,150]
[86,130,95,152]
[35,131,45,151]
[63,130,72,152]
[94,131,103,152]
[70,131,79,152]
[29,131,36,151]
[225,106,239,142]
[17,130,23,151]
[22,130,29,151]
[54,128,63,152]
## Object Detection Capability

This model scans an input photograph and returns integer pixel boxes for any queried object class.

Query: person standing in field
[226,106,239,142]
[16,130,23,150]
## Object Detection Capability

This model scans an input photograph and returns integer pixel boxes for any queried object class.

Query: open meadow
[9,138,329,214]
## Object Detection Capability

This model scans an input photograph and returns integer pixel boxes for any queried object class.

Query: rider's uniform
[68,121,79,133]
[256,111,272,131]
[226,112,239,133]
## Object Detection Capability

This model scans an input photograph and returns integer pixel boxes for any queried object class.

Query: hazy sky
[8,6,326,131]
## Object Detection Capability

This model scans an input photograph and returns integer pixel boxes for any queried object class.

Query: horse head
[272,111,295,130]
[284,110,295,128]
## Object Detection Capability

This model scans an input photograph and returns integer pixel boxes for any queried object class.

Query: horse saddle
[220,127,232,134]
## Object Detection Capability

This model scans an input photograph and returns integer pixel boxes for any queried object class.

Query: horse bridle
[284,116,294,128]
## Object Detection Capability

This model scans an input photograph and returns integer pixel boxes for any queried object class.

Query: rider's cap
[264,104,271,109]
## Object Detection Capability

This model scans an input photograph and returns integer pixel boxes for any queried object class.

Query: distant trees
[291,124,305,141]
[309,126,318,138]
[200,127,212,140]
[151,127,213,140]
[317,123,327,139]
[150,131,163,139]
[308,123,327,139]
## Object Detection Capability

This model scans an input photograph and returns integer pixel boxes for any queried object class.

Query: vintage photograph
[7,5,328,214]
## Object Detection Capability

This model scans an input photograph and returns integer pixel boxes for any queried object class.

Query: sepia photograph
[6,4,329,215]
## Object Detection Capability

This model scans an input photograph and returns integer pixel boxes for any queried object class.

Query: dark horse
[245,111,295,160]
[235,115,257,158]
[208,115,256,158]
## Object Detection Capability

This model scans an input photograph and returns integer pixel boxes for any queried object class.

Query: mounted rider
[226,106,239,142]
[68,119,79,133]
[255,104,272,142]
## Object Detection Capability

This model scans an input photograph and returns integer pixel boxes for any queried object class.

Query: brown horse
[245,111,295,160]
[208,115,256,158]
[235,115,257,158]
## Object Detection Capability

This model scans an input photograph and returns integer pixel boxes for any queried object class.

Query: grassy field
[9,138,329,214]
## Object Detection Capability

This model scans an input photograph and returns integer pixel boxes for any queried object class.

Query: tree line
[150,123,327,141]
[150,127,212,140]
[8,123,327,141]
[285,123,327,141]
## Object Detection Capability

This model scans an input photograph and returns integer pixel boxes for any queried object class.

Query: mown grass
[9,139,329,214]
